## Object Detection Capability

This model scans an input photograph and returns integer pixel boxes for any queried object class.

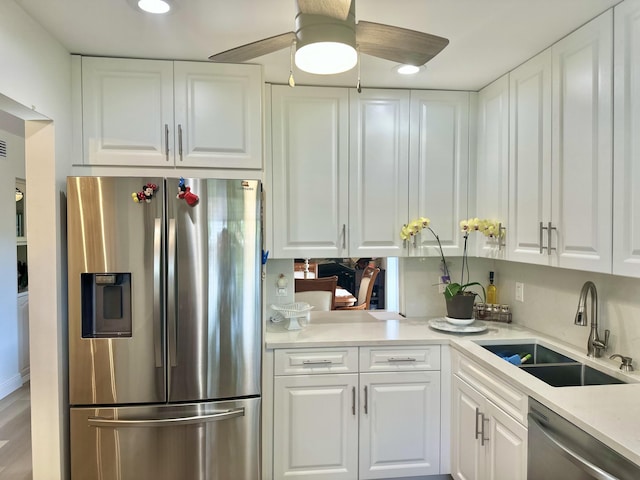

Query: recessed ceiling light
[137,0,171,14]
[396,64,421,75]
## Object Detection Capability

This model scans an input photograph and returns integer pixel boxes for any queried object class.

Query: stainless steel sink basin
[481,343,576,364]
[520,364,625,386]
[478,341,628,387]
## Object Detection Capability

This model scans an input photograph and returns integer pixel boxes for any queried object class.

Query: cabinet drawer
[452,349,527,425]
[275,347,358,376]
[359,346,441,372]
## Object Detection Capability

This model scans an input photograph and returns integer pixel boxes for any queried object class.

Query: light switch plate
[515,282,524,302]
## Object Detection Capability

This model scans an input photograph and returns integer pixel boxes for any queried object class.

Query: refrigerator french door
[67,177,261,480]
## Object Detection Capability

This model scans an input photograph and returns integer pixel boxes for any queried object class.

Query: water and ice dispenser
[81,273,132,338]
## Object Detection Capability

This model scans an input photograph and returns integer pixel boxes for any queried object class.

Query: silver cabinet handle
[352,386,356,416]
[342,224,346,250]
[498,222,506,251]
[547,221,556,256]
[387,357,417,362]
[88,408,244,428]
[167,218,177,367]
[302,359,333,365]
[475,407,482,439]
[540,221,557,255]
[153,218,162,367]
[364,385,368,414]
[529,415,617,480]
[164,124,169,161]
[480,413,489,446]
[178,124,183,162]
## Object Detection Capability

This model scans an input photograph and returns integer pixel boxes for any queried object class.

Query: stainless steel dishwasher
[528,398,640,479]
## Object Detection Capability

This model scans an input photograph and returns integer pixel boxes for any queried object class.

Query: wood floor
[0,383,32,480]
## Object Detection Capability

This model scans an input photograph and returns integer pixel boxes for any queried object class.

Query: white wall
[0,1,73,479]
[0,115,25,398]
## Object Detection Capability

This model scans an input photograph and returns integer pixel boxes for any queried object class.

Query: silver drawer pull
[302,359,333,365]
[387,357,417,362]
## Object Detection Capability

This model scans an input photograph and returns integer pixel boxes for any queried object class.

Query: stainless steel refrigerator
[67,177,261,480]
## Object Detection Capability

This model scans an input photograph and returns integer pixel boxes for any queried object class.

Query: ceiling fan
[208,0,449,75]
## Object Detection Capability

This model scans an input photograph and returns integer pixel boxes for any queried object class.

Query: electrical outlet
[276,287,287,297]
[438,282,446,294]
[515,282,524,302]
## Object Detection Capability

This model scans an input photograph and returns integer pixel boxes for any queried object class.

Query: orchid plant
[401,217,503,301]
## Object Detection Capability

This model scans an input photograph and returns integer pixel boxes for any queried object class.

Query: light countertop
[265,310,640,466]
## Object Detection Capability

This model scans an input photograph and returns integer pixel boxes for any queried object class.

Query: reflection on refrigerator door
[67,177,262,480]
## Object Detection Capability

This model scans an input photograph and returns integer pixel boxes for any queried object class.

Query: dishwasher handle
[529,415,618,480]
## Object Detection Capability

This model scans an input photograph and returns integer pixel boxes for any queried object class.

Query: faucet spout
[574,281,608,358]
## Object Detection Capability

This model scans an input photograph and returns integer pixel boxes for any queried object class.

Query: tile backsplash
[401,257,640,360]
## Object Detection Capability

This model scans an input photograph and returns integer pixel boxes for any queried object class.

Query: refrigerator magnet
[177,177,199,206]
[132,183,158,203]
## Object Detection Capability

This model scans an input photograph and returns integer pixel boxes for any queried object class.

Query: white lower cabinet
[272,346,441,480]
[274,374,359,479]
[451,352,527,480]
[359,371,440,479]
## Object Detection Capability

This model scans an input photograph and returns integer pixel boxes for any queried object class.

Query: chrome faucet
[574,281,609,357]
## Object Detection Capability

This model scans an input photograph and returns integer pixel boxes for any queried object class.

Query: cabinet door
[508,49,553,265]
[451,376,484,480]
[485,400,527,480]
[271,85,349,258]
[409,91,469,258]
[173,61,262,169]
[475,75,509,259]
[359,371,441,479]
[273,374,358,480]
[551,10,613,273]
[613,0,640,277]
[82,56,174,166]
[349,89,410,257]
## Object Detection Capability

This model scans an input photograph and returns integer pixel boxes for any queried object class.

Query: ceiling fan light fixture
[294,6,357,75]
[296,41,357,74]
[137,0,171,14]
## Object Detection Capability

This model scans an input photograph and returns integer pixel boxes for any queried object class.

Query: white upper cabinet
[551,10,613,273]
[475,75,509,259]
[508,49,553,265]
[82,57,174,166]
[270,85,349,258]
[409,90,470,258]
[349,89,410,258]
[80,56,262,169]
[613,0,640,277]
[173,61,262,168]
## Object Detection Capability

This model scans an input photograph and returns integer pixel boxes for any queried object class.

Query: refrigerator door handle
[153,218,163,368]
[87,407,245,428]
[167,217,178,367]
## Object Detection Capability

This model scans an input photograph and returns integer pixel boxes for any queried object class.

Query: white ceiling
[16,0,621,91]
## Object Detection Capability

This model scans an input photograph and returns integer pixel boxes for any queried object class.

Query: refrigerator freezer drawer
[70,397,260,480]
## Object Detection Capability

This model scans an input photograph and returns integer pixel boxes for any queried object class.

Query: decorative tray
[428,318,488,334]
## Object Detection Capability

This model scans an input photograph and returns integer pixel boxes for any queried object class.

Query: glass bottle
[486,271,498,305]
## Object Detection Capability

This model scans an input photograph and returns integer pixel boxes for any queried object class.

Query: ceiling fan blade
[356,21,449,65]
[209,32,296,63]
[297,0,352,20]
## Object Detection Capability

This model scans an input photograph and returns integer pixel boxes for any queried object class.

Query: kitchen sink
[482,343,576,365]
[520,364,625,386]
[478,341,628,387]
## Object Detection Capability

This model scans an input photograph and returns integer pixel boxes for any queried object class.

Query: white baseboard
[0,374,23,400]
